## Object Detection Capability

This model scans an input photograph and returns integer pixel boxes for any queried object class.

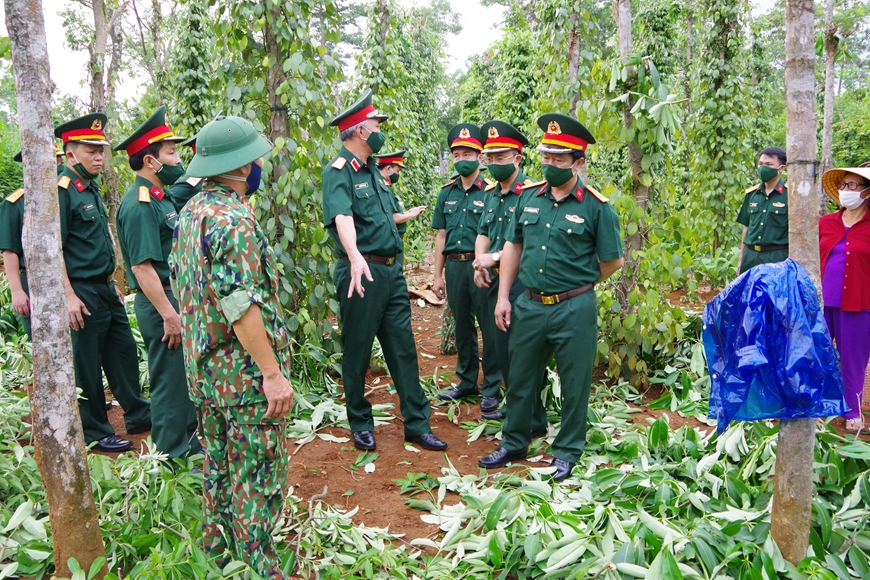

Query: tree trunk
[772,0,819,565]
[684,0,693,115]
[264,0,291,183]
[370,0,391,95]
[612,0,649,309]
[3,0,108,578]
[820,0,838,215]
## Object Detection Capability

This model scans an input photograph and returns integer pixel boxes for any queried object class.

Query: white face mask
[839,187,869,210]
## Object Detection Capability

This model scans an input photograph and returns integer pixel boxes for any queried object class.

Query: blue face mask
[246,162,262,195]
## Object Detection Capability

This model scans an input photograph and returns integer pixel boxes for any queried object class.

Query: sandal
[845,418,864,434]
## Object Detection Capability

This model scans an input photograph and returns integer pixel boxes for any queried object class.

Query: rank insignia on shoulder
[58,175,71,188]
[185,177,202,187]
[523,179,534,185]
[442,179,456,188]
[521,180,546,190]
[138,186,151,203]
[331,157,347,170]
[473,200,484,207]
[485,181,497,191]
[745,184,761,194]
[586,185,609,203]
[566,214,585,224]
[523,207,540,214]
[772,202,785,208]
[5,189,24,203]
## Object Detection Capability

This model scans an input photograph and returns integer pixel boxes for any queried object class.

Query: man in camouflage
[170,115,294,578]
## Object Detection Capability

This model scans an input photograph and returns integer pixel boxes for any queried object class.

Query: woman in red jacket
[820,167,870,433]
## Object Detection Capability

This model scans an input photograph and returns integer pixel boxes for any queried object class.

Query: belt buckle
[752,245,762,252]
[492,267,500,276]
[385,257,396,266]
[541,295,556,305]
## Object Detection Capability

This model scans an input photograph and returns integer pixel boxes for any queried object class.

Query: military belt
[343,253,397,266]
[527,283,595,305]
[70,274,113,285]
[492,266,500,276]
[446,252,475,261]
[750,244,788,253]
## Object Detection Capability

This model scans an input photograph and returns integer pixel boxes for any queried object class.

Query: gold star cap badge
[488,126,499,138]
[459,127,471,139]
[548,121,561,135]
[91,119,102,130]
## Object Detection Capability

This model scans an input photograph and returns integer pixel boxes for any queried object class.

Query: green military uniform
[373,150,408,237]
[482,114,623,477]
[116,108,202,461]
[169,116,289,578]
[477,120,547,433]
[54,113,151,446]
[323,91,440,446]
[0,187,31,337]
[432,124,502,403]
[736,179,789,274]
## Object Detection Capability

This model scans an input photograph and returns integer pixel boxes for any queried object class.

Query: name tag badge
[772,202,785,208]
[486,208,494,213]
[83,204,95,211]
[473,200,484,207]
[445,200,458,206]
[354,182,369,189]
[565,214,584,224]
[749,203,758,207]
[166,211,177,220]
[523,207,539,214]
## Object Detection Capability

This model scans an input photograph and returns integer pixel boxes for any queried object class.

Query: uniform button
[500,199,504,203]
[542,246,546,250]
[463,208,466,212]
[496,236,500,240]
[539,268,543,273]
[763,210,766,212]
[567,229,572,233]
[546,223,550,228]
[460,224,463,227]
[760,222,763,225]
[554,203,558,207]
[498,218,502,221]
[524,220,528,224]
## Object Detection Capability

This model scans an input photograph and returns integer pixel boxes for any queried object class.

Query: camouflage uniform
[170,182,290,578]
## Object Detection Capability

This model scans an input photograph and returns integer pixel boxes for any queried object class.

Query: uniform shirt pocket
[77,204,98,222]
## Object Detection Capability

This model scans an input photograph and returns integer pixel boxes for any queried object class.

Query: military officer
[322,90,447,452]
[432,123,502,412]
[373,150,426,238]
[471,121,548,436]
[736,147,788,275]
[55,113,152,452]
[170,115,294,578]
[0,146,64,337]
[478,114,624,482]
[115,107,202,462]
[168,134,203,211]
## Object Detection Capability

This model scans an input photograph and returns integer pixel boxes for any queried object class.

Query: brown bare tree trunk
[612,0,649,308]
[4,0,108,577]
[771,0,819,565]
[820,0,838,215]
[264,0,291,182]
[370,0,391,95]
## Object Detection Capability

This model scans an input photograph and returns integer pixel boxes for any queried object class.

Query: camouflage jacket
[169,182,291,407]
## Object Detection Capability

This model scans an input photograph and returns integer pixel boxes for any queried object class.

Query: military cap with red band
[330,89,389,132]
[54,112,111,146]
[536,113,596,154]
[115,106,186,156]
[13,144,63,163]
[480,120,529,154]
[447,123,483,151]
[374,150,406,167]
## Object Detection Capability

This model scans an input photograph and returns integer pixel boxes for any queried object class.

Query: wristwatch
[492,251,500,263]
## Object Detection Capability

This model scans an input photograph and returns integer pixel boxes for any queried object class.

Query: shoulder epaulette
[485,181,497,191]
[586,185,609,203]
[523,179,534,186]
[331,157,347,170]
[58,175,70,189]
[442,178,457,188]
[745,184,761,195]
[185,177,202,187]
[138,186,151,203]
[521,180,546,190]
[5,189,24,203]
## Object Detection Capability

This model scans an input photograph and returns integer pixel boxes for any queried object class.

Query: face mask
[154,160,186,186]
[246,162,262,194]
[362,126,385,154]
[389,173,400,185]
[757,166,780,183]
[839,188,869,210]
[71,152,100,181]
[542,164,575,187]
[488,162,516,183]
[454,160,479,177]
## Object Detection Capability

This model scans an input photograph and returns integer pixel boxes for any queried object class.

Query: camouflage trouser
[201,403,288,579]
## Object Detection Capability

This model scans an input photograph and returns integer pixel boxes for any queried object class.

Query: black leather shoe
[438,387,475,402]
[93,435,133,452]
[478,446,527,469]
[353,430,376,450]
[481,410,505,421]
[127,423,152,435]
[551,458,575,482]
[480,396,499,412]
[405,433,448,451]
[531,427,548,439]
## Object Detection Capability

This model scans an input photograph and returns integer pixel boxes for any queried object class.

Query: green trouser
[201,403,287,579]
[445,258,502,398]
[70,280,151,444]
[739,247,788,275]
[334,259,432,437]
[134,290,202,459]
[487,272,548,433]
[503,290,597,463]
[17,272,31,339]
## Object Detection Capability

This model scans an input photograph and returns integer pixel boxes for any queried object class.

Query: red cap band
[62,128,107,143]
[484,136,523,152]
[126,125,176,156]
[338,105,377,132]
[541,132,587,151]
[377,156,404,166]
[450,137,483,151]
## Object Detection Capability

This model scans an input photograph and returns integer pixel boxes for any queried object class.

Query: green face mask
[757,165,780,183]
[156,161,186,186]
[388,173,400,185]
[364,128,386,154]
[455,160,479,177]
[488,162,517,183]
[542,164,575,187]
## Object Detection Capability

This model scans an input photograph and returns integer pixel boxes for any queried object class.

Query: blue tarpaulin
[703,258,847,433]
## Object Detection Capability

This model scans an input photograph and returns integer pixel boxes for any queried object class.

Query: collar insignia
[151,186,164,200]
[350,158,361,172]
[73,179,85,192]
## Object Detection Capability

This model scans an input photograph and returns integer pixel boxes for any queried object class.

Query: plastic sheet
[703,258,847,432]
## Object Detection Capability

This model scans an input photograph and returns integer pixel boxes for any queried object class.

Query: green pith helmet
[480,121,529,154]
[447,123,483,151]
[535,113,595,154]
[114,106,186,156]
[186,116,272,178]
